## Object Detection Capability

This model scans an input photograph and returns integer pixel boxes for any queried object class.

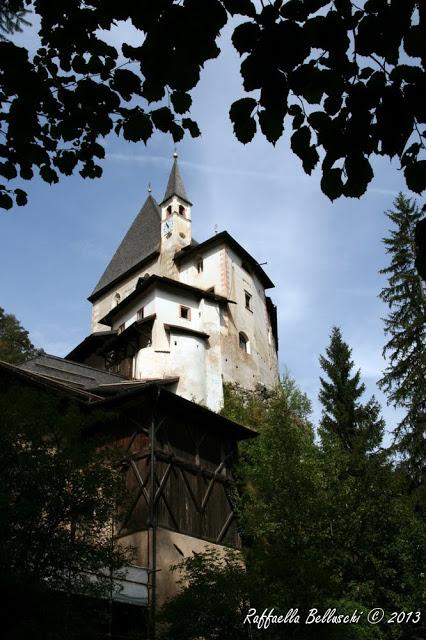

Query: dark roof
[66,331,116,363]
[0,359,102,403]
[174,231,274,289]
[96,316,156,353]
[161,156,191,205]
[266,296,279,352]
[89,195,161,302]
[99,275,235,327]
[164,323,210,340]
[87,377,179,396]
[18,353,124,389]
[0,361,257,441]
[90,384,257,441]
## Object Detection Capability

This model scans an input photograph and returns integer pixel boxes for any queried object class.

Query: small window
[241,261,251,274]
[245,291,252,310]
[167,205,172,216]
[117,323,125,335]
[239,332,249,353]
[114,292,121,307]
[197,258,204,273]
[180,305,191,320]
[179,204,186,216]
[137,307,144,320]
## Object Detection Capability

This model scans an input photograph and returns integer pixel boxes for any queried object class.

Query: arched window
[167,205,172,216]
[114,292,121,307]
[239,332,250,354]
[179,204,186,216]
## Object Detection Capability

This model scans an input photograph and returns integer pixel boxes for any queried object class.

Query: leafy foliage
[161,377,425,639]
[319,326,384,458]
[0,379,132,598]
[0,306,41,364]
[0,1,425,208]
[0,0,30,41]
[379,194,426,484]
[159,549,250,640]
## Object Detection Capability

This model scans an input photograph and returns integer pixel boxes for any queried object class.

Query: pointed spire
[162,153,191,204]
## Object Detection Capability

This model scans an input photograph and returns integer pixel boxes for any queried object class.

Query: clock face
[162,219,174,236]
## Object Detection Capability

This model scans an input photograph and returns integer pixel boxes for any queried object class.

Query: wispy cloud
[108,152,312,185]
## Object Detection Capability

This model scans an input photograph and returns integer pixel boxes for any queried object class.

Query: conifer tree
[379,193,426,482]
[319,327,384,456]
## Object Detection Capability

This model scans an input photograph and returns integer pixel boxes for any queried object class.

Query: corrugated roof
[90,195,161,300]
[161,156,191,205]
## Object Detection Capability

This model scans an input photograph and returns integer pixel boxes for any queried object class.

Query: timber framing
[1,359,256,618]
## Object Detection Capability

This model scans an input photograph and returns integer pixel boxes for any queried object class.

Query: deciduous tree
[0,306,41,364]
[0,1,424,209]
[161,378,425,639]
[0,375,133,637]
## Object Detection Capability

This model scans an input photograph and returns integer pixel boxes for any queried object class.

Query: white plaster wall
[160,195,192,224]
[91,255,162,332]
[110,289,156,332]
[220,247,279,391]
[105,286,224,410]
[119,527,233,606]
[178,244,229,298]
[89,221,278,407]
[169,333,207,405]
[134,333,211,407]
[159,197,192,280]
[200,299,223,411]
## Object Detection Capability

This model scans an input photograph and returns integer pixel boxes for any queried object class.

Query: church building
[3,155,281,619]
[67,154,279,411]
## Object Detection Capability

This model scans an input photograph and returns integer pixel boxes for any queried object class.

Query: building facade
[6,157,281,616]
[68,154,279,411]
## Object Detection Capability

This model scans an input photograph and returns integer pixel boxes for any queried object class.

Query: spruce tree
[379,193,426,482]
[319,327,384,456]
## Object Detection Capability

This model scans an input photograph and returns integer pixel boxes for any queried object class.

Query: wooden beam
[216,511,234,544]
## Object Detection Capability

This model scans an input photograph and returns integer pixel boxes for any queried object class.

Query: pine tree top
[319,326,384,458]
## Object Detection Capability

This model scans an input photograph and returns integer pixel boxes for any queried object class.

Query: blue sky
[1,17,413,434]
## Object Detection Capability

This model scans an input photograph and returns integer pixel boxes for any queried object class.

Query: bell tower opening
[160,152,193,251]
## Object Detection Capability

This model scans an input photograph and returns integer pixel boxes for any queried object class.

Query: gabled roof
[66,330,116,363]
[90,384,257,440]
[174,230,274,289]
[18,353,124,389]
[99,275,235,327]
[89,195,161,302]
[0,363,257,441]
[0,359,102,403]
[161,155,192,205]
